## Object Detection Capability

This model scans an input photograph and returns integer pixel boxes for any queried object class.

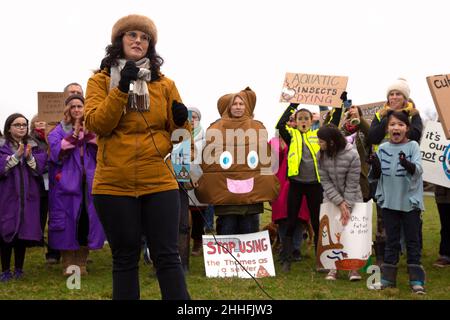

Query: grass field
[0,195,449,300]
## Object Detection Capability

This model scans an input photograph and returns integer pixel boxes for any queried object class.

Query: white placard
[420,121,450,188]
[316,200,373,271]
[202,231,275,278]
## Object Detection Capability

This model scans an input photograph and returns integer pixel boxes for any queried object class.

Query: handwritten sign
[280,73,348,108]
[357,101,385,123]
[171,111,192,182]
[171,138,191,182]
[420,121,450,187]
[427,74,450,139]
[316,201,373,271]
[38,92,65,123]
[202,231,275,278]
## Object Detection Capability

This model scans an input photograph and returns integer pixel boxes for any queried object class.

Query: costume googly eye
[247,151,259,169]
[219,151,233,170]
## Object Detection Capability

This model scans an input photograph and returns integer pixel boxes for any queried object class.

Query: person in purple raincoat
[0,113,47,282]
[47,94,105,276]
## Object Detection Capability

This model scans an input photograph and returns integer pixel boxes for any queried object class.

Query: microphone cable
[137,109,275,300]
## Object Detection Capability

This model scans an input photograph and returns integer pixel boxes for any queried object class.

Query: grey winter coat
[318,143,363,208]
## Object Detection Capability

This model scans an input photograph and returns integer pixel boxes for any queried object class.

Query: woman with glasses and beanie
[0,113,47,282]
[47,95,105,277]
[84,14,191,300]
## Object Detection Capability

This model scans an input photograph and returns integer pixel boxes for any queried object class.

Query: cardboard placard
[357,101,385,123]
[420,121,450,188]
[280,73,348,107]
[202,231,275,278]
[427,75,450,139]
[38,92,65,124]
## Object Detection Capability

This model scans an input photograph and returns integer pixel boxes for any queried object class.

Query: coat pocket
[48,211,66,231]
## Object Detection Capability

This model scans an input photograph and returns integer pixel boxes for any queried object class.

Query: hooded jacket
[195,87,279,205]
[84,69,190,196]
[0,138,47,243]
[47,123,105,250]
[318,143,363,208]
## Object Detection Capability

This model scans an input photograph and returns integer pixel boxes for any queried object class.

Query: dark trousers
[178,190,190,236]
[383,208,422,265]
[94,190,190,300]
[286,181,322,249]
[0,237,26,272]
[216,214,260,235]
[437,203,450,257]
[77,197,90,247]
[39,194,60,260]
[191,208,205,241]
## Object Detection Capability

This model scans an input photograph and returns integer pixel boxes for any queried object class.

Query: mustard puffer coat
[84,69,190,196]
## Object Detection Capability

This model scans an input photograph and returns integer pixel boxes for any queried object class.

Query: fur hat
[64,94,84,106]
[111,14,158,44]
[386,78,410,100]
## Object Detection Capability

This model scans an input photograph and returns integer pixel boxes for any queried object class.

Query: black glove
[340,91,348,102]
[118,61,139,93]
[399,151,416,175]
[172,101,188,126]
[367,153,381,179]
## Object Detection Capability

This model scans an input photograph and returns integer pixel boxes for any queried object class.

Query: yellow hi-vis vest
[286,127,321,182]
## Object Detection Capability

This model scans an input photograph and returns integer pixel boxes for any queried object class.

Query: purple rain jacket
[47,123,105,250]
[0,138,47,243]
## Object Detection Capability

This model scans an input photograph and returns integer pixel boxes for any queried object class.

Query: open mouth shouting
[391,131,404,142]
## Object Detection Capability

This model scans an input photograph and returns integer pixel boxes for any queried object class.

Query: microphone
[128,81,136,109]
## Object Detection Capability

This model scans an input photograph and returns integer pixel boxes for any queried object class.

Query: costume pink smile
[226,177,254,194]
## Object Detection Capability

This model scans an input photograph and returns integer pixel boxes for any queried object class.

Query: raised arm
[276,103,298,145]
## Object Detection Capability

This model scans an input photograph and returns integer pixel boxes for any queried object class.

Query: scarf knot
[110,58,151,112]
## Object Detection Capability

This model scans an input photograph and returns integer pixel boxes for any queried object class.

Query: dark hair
[387,110,410,127]
[317,124,348,160]
[3,113,29,147]
[295,108,313,120]
[100,36,163,81]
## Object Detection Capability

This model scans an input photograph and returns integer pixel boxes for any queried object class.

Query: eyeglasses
[11,123,28,129]
[124,31,151,43]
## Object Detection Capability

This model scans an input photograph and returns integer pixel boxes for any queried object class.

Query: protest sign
[357,101,385,123]
[427,74,450,139]
[171,111,192,182]
[172,139,191,182]
[280,73,348,107]
[38,92,65,124]
[316,201,373,271]
[420,120,450,187]
[202,231,275,278]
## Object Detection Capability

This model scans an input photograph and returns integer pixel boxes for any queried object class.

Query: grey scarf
[110,58,152,111]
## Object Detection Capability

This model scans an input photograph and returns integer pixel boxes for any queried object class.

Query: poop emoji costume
[195,87,279,206]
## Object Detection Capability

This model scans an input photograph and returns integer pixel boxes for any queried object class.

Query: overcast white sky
[0,0,448,136]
